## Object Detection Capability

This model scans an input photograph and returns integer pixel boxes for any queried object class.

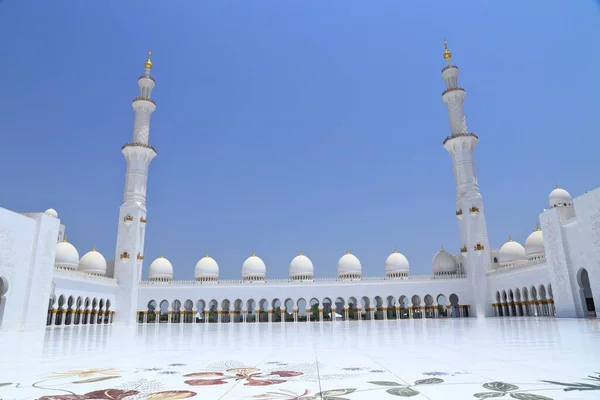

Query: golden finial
[394,248,398,253]
[92,244,97,251]
[205,252,209,258]
[555,182,559,189]
[440,244,445,252]
[299,249,303,255]
[508,234,513,242]
[536,223,541,231]
[252,250,256,256]
[160,251,164,258]
[443,40,452,60]
[145,50,153,70]
[62,235,67,243]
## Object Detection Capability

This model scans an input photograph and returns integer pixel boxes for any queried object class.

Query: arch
[283,298,294,322]
[547,284,556,316]
[75,296,83,324]
[508,290,516,317]
[98,299,105,324]
[411,295,422,319]
[208,299,218,323]
[360,296,370,320]
[530,286,539,316]
[398,295,409,319]
[449,293,459,318]
[297,298,307,321]
[436,294,447,318]
[171,299,182,323]
[65,296,74,325]
[322,297,332,321]
[158,300,169,323]
[309,298,320,321]
[83,297,91,324]
[233,299,243,323]
[221,299,231,323]
[577,268,596,317]
[271,298,282,322]
[259,299,269,322]
[538,284,549,316]
[501,290,509,317]
[522,287,530,316]
[335,297,346,320]
[47,296,56,326]
[386,295,396,319]
[246,299,256,322]
[424,294,434,318]
[373,296,384,320]
[347,296,358,320]
[184,299,194,323]
[196,300,206,323]
[55,295,66,325]
[515,288,523,316]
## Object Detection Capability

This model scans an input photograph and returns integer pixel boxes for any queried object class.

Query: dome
[337,250,361,278]
[78,246,107,275]
[54,238,79,269]
[549,186,572,208]
[525,225,545,256]
[289,251,314,279]
[195,254,219,281]
[432,247,457,274]
[242,253,266,280]
[44,208,58,218]
[498,236,527,264]
[149,255,173,280]
[385,249,410,276]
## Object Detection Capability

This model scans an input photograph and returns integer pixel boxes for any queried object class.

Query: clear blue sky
[1,1,599,280]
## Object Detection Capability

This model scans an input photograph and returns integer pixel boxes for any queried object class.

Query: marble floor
[1,318,600,399]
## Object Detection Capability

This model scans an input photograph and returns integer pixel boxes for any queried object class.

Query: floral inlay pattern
[184,368,303,387]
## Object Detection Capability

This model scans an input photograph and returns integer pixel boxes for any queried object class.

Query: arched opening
[297,298,307,321]
[547,284,556,316]
[436,294,447,318]
[385,295,396,319]
[398,296,409,319]
[373,296,384,320]
[411,295,422,319]
[360,296,370,320]
[334,297,345,320]
[259,299,269,322]
[322,297,332,321]
[184,299,194,323]
[47,296,56,326]
[221,299,231,323]
[233,299,243,323]
[424,294,434,318]
[83,298,91,324]
[171,300,182,323]
[578,268,596,317]
[530,286,538,316]
[97,299,105,324]
[502,291,509,317]
[159,300,169,323]
[105,299,112,323]
[509,290,516,317]
[495,292,503,317]
[539,285,549,316]
[522,287,530,316]
[271,298,282,322]
[515,289,523,316]
[347,297,358,320]
[246,299,256,323]
[283,298,294,322]
[196,300,206,323]
[65,296,74,325]
[449,294,459,318]
[55,295,65,325]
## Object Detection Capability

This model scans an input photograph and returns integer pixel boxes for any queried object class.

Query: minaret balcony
[441,87,465,96]
[132,96,156,105]
[138,75,155,82]
[469,206,480,216]
[442,132,479,146]
[455,209,463,219]
[122,142,157,153]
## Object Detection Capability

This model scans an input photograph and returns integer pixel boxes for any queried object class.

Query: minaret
[441,41,492,317]
[113,51,157,324]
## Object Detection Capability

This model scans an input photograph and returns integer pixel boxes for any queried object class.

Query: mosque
[0,43,598,331]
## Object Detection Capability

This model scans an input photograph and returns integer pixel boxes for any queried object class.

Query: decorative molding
[455,209,463,216]
[140,217,147,223]
[123,215,134,222]
[460,246,468,253]
[120,252,130,259]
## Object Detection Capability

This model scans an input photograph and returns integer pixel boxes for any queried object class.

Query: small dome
[290,252,314,278]
[55,238,79,269]
[337,250,361,278]
[385,249,410,276]
[432,247,457,274]
[44,208,58,218]
[498,236,527,264]
[242,253,266,280]
[549,186,572,208]
[195,254,219,280]
[149,255,173,280]
[78,246,107,275]
[525,226,544,256]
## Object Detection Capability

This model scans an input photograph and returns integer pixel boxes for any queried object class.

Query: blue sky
[1,1,599,280]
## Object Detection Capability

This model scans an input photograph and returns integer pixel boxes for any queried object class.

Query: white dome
[549,186,572,208]
[242,253,266,279]
[78,246,107,275]
[525,227,545,255]
[289,252,314,278]
[149,256,173,280]
[498,236,527,264]
[195,254,219,280]
[385,250,410,276]
[54,239,79,269]
[337,251,361,277]
[44,208,58,218]
[432,248,457,274]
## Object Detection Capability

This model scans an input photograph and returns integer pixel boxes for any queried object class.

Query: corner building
[0,44,598,331]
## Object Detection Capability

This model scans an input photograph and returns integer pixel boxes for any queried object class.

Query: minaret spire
[440,41,492,318]
[113,51,158,325]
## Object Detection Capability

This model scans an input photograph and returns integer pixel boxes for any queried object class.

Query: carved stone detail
[544,218,569,301]
[0,228,16,282]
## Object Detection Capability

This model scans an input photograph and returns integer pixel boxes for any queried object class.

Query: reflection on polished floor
[1,318,599,399]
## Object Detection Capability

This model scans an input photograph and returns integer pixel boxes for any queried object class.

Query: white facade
[0,44,598,332]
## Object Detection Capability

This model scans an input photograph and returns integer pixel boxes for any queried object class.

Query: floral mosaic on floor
[2,366,600,399]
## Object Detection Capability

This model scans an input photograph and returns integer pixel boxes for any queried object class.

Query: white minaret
[441,41,492,317]
[113,51,157,324]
